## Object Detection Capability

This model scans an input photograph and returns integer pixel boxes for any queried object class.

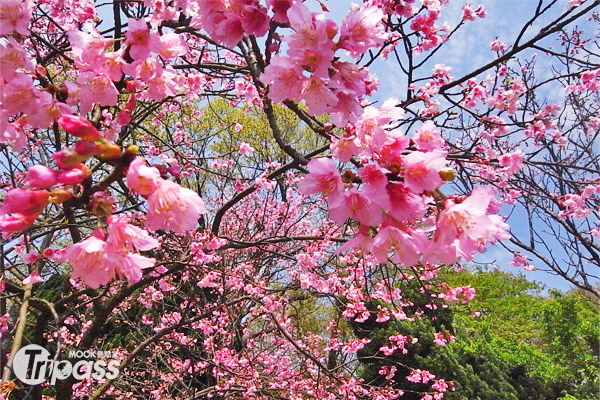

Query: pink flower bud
[0,214,37,234]
[24,165,57,189]
[57,165,90,185]
[75,140,101,156]
[53,148,87,169]
[0,189,49,216]
[57,115,100,141]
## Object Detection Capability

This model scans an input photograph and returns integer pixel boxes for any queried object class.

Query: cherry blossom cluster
[262,2,387,126]
[299,101,510,267]
[63,215,160,288]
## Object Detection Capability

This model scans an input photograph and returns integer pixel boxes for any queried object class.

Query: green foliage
[199,98,325,161]
[352,268,600,400]
[443,269,600,399]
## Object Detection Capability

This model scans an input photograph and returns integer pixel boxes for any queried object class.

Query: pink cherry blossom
[56,166,88,185]
[240,4,269,37]
[407,369,436,384]
[331,136,361,162]
[262,56,305,103]
[429,186,510,263]
[122,57,163,82]
[372,226,426,265]
[358,163,389,188]
[288,44,333,78]
[339,5,388,58]
[402,150,447,193]
[297,158,343,197]
[498,150,524,175]
[0,37,34,80]
[66,220,159,287]
[238,142,255,154]
[267,0,294,24]
[106,214,160,252]
[158,31,188,59]
[145,68,179,101]
[65,233,114,289]
[78,73,119,114]
[57,115,101,141]
[2,73,39,117]
[67,29,112,71]
[22,270,44,285]
[490,39,507,52]
[0,214,36,235]
[329,91,364,126]
[433,331,456,346]
[302,77,339,116]
[329,61,370,95]
[26,91,71,130]
[125,18,161,60]
[146,180,207,234]
[286,2,337,49]
[413,121,445,151]
[342,338,371,353]
[329,188,383,226]
[386,182,427,222]
[126,157,163,197]
[107,252,157,284]
[0,0,32,36]
[336,225,373,254]
[0,189,48,234]
[210,13,245,47]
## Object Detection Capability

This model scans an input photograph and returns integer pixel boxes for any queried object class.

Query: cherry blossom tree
[0,0,598,399]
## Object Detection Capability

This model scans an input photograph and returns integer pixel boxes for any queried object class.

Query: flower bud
[24,165,57,189]
[57,164,90,185]
[125,144,139,156]
[0,214,37,234]
[97,142,122,160]
[53,148,88,169]
[0,189,49,215]
[439,167,457,182]
[57,115,101,141]
[48,188,72,204]
[75,140,101,156]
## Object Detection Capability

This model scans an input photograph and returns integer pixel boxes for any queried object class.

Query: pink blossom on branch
[402,150,447,194]
[297,158,343,198]
[338,5,389,58]
[125,18,161,60]
[66,218,159,288]
[428,186,510,264]
[65,232,114,289]
[57,115,101,141]
[24,165,57,189]
[0,0,32,36]
[0,189,49,235]
[126,157,163,197]
[22,270,44,285]
[145,180,207,234]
